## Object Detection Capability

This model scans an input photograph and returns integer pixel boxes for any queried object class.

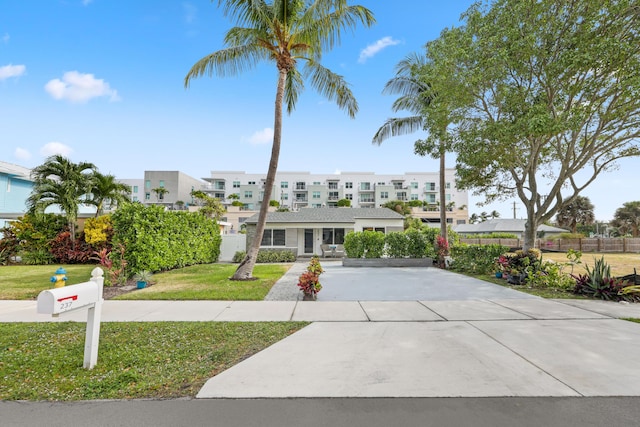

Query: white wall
[219,234,246,262]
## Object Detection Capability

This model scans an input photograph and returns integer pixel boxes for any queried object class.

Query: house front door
[304,229,314,254]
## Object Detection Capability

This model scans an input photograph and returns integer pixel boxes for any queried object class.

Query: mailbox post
[37,267,104,369]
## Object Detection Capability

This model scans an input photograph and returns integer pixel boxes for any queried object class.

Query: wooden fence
[459,238,640,253]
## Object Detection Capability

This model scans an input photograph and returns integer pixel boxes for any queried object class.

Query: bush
[111,204,221,274]
[9,213,67,264]
[384,232,409,258]
[84,215,113,248]
[449,243,509,275]
[49,231,93,264]
[232,250,296,263]
[405,229,435,258]
[573,256,638,301]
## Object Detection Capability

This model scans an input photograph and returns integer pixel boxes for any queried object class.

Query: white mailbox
[37,281,100,315]
[36,267,105,369]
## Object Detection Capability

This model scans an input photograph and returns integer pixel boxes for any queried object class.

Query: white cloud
[0,64,26,80]
[2,33,9,44]
[40,142,73,157]
[183,2,197,24]
[14,147,31,161]
[358,36,401,63]
[248,128,274,145]
[44,71,120,103]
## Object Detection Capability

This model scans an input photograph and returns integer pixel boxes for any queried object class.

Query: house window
[159,180,165,188]
[261,229,286,246]
[345,182,353,189]
[411,182,418,189]
[363,227,385,233]
[145,180,151,189]
[322,228,345,244]
[244,191,253,198]
[145,193,150,200]
[248,181,256,185]
[281,181,288,189]
[6,178,10,192]
[312,191,321,199]
[457,219,466,225]
[313,181,321,185]
[446,218,453,224]
[446,182,451,189]
[282,193,289,200]
[380,191,389,199]
[133,185,138,193]
[133,196,138,202]
[233,181,241,188]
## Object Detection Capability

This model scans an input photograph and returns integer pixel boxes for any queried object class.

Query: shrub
[405,229,435,258]
[385,232,409,258]
[344,231,365,258]
[111,204,221,274]
[449,243,509,275]
[297,256,323,297]
[49,231,93,264]
[232,250,296,263]
[573,256,636,301]
[232,251,246,263]
[84,215,113,248]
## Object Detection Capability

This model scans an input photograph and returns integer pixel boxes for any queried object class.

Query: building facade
[0,161,34,226]
[142,171,205,208]
[203,170,469,225]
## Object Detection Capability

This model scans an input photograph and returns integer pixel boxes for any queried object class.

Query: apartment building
[203,170,469,225]
[141,171,205,208]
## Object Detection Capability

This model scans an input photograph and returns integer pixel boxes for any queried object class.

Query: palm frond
[305,60,357,118]
[372,116,424,145]
[284,67,304,114]
[184,45,268,86]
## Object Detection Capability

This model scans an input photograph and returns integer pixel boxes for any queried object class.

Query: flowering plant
[297,256,324,297]
[436,236,449,268]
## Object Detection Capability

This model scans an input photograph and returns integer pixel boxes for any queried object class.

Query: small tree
[152,187,169,202]
[611,201,640,237]
[336,198,351,207]
[556,196,595,234]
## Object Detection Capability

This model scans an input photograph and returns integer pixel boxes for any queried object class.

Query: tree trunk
[232,69,286,280]
[438,148,447,242]
[523,214,537,251]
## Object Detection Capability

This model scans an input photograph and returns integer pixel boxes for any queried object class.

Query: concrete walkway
[3,261,640,400]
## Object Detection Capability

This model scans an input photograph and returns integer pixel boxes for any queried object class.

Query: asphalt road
[3,397,640,427]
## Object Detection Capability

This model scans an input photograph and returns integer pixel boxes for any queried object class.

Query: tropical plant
[27,155,96,242]
[418,0,640,251]
[372,52,449,248]
[151,187,169,202]
[190,190,226,219]
[611,201,640,237]
[87,172,131,216]
[555,196,595,234]
[297,256,324,298]
[573,256,631,301]
[382,200,410,216]
[133,270,154,283]
[185,0,375,280]
[336,198,351,207]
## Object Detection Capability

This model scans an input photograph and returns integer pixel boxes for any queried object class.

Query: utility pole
[512,201,519,219]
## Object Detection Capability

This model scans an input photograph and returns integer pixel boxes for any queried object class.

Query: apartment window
[214,192,225,199]
[133,196,138,202]
[360,182,371,191]
[132,185,138,193]
[363,227,385,233]
[446,194,451,201]
[360,195,374,203]
[296,193,307,201]
[244,191,253,198]
[446,182,451,189]
[312,203,322,208]
[282,193,289,200]
[313,181,321,185]
[378,182,386,186]
[410,194,419,201]
[322,228,345,244]
[457,219,466,225]
[158,192,165,201]
[426,194,436,203]
[261,229,286,246]
[345,182,353,189]
[145,180,151,189]
[446,218,453,224]
[345,194,353,200]
[312,191,321,199]
[233,181,240,188]
[380,191,389,199]
[145,193,150,200]
[259,191,264,201]
[411,182,418,189]
[295,182,306,190]
[328,182,338,190]
[426,182,435,191]
[280,181,288,189]
[393,182,402,189]
[248,181,256,185]
[215,181,225,190]
[397,191,407,201]
[328,191,339,200]
[159,180,165,188]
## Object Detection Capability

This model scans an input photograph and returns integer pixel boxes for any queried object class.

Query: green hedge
[449,243,509,274]
[344,230,437,259]
[232,250,296,263]
[111,204,221,274]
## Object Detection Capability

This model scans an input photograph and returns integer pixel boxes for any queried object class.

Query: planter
[495,272,503,278]
[342,258,433,268]
[136,280,147,289]
[302,293,317,301]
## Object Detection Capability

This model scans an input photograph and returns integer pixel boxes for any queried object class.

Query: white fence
[219,234,246,262]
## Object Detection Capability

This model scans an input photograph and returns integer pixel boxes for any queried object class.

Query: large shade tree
[555,195,595,234]
[611,201,640,237]
[185,0,375,280]
[27,155,97,242]
[420,0,640,250]
[372,53,450,246]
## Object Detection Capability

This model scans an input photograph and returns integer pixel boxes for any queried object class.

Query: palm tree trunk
[232,69,286,280]
[438,147,448,242]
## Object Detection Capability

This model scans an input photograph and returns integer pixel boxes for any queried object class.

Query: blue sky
[1,0,636,221]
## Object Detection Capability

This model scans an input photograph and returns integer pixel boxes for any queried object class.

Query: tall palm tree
[27,155,96,242]
[372,53,448,243]
[88,172,131,217]
[185,0,375,280]
[611,201,640,237]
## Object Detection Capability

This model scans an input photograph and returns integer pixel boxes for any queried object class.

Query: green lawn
[0,264,96,300]
[0,321,308,401]
[119,263,292,300]
[0,263,292,301]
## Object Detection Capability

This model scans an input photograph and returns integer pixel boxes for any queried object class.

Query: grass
[0,263,292,301]
[0,321,308,401]
[0,264,96,300]
[118,263,292,300]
